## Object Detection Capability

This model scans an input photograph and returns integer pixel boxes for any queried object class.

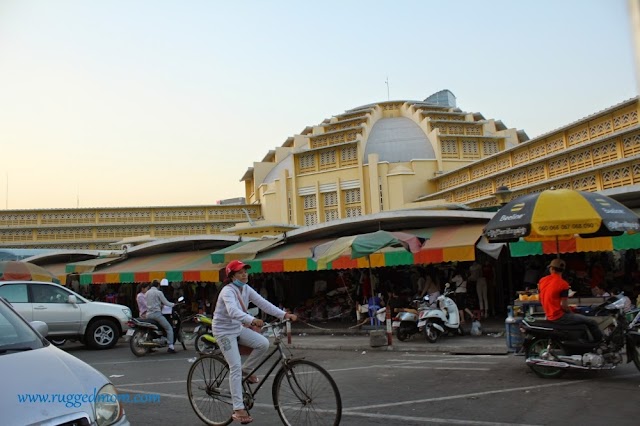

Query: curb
[288,342,510,355]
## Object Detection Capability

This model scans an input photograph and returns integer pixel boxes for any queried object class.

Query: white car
[0,296,130,425]
[0,281,131,349]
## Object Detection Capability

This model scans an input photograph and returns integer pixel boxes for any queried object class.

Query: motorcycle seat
[132,317,161,328]
[523,319,588,331]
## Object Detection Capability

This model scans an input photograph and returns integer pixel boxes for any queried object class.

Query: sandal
[232,411,253,424]
[243,374,259,384]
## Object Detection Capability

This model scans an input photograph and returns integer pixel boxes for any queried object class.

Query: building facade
[1,91,637,250]
[0,205,261,249]
[242,90,529,227]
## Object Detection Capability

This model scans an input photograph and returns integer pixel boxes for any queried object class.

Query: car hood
[89,301,129,313]
[1,344,108,425]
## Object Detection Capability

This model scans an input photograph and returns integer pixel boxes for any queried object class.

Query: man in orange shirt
[538,258,603,343]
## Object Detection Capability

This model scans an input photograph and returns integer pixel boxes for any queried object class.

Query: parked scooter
[521,299,640,378]
[193,313,219,354]
[422,284,464,343]
[127,297,188,357]
[392,296,432,341]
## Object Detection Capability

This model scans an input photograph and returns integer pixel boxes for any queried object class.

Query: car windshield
[0,299,46,354]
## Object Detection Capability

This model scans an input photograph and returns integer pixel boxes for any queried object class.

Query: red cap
[225,260,251,276]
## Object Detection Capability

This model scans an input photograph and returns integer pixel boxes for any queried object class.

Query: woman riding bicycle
[213,260,297,424]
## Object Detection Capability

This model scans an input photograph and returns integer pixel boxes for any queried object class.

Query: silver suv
[0,281,131,349]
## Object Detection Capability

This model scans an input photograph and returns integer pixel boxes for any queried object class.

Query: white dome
[363,117,435,164]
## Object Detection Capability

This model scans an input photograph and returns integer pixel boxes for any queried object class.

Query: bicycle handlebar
[261,318,291,331]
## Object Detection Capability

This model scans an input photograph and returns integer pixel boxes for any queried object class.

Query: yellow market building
[0,90,638,251]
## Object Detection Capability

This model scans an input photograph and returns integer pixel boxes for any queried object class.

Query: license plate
[126,329,134,336]
[392,321,400,328]
[418,320,426,327]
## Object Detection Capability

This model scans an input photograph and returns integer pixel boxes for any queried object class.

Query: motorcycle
[521,298,640,379]
[127,297,188,357]
[193,313,219,354]
[422,284,464,343]
[392,296,432,341]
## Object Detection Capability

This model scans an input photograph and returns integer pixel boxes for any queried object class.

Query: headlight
[122,308,132,319]
[95,384,123,426]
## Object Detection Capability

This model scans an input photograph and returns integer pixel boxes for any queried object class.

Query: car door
[30,283,82,335]
[0,283,32,322]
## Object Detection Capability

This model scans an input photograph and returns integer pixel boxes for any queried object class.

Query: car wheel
[86,319,119,349]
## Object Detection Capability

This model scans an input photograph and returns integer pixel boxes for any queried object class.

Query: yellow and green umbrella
[484,188,639,252]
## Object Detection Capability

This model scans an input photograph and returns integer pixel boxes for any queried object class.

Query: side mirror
[178,296,185,303]
[445,283,450,289]
[247,307,259,316]
[423,295,430,303]
[67,295,77,304]
[31,321,49,337]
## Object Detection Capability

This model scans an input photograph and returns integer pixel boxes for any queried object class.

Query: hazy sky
[0,1,636,210]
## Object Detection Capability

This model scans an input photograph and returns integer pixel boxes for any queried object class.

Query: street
[65,340,640,426]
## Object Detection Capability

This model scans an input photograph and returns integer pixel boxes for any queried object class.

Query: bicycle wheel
[187,354,233,426]
[272,360,342,426]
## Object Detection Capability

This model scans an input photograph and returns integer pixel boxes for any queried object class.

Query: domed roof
[262,153,293,184]
[363,117,435,164]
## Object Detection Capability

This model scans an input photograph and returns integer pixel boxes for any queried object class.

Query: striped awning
[41,262,70,284]
[245,224,484,273]
[66,256,126,274]
[210,238,283,263]
[78,251,225,284]
[509,232,640,257]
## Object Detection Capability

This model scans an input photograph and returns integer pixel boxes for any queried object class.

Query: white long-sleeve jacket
[213,283,286,336]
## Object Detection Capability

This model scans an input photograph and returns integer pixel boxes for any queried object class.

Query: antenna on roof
[385,76,390,101]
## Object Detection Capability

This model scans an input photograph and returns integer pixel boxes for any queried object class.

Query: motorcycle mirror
[423,295,429,302]
[445,283,450,289]
[178,296,185,303]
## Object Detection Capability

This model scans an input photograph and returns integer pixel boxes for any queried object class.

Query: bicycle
[187,319,342,425]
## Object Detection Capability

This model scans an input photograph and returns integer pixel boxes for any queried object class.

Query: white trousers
[476,277,488,314]
[217,327,270,410]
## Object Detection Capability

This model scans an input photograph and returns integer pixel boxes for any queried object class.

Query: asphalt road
[65,340,640,426]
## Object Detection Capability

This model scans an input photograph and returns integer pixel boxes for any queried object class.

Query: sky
[0,0,637,210]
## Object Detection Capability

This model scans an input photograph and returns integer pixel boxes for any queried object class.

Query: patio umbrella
[483,188,640,253]
[311,230,425,297]
[0,261,61,283]
[312,230,425,269]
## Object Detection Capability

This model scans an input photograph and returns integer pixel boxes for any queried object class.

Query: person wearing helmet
[213,260,297,424]
[538,258,603,344]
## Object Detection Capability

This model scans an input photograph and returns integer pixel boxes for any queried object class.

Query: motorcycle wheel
[630,341,640,372]
[130,330,150,357]
[424,322,439,343]
[195,334,218,354]
[526,338,566,379]
[178,328,187,351]
[397,328,409,342]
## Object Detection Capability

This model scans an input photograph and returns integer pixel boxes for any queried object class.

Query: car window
[0,284,29,303]
[31,284,70,304]
[0,300,44,351]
